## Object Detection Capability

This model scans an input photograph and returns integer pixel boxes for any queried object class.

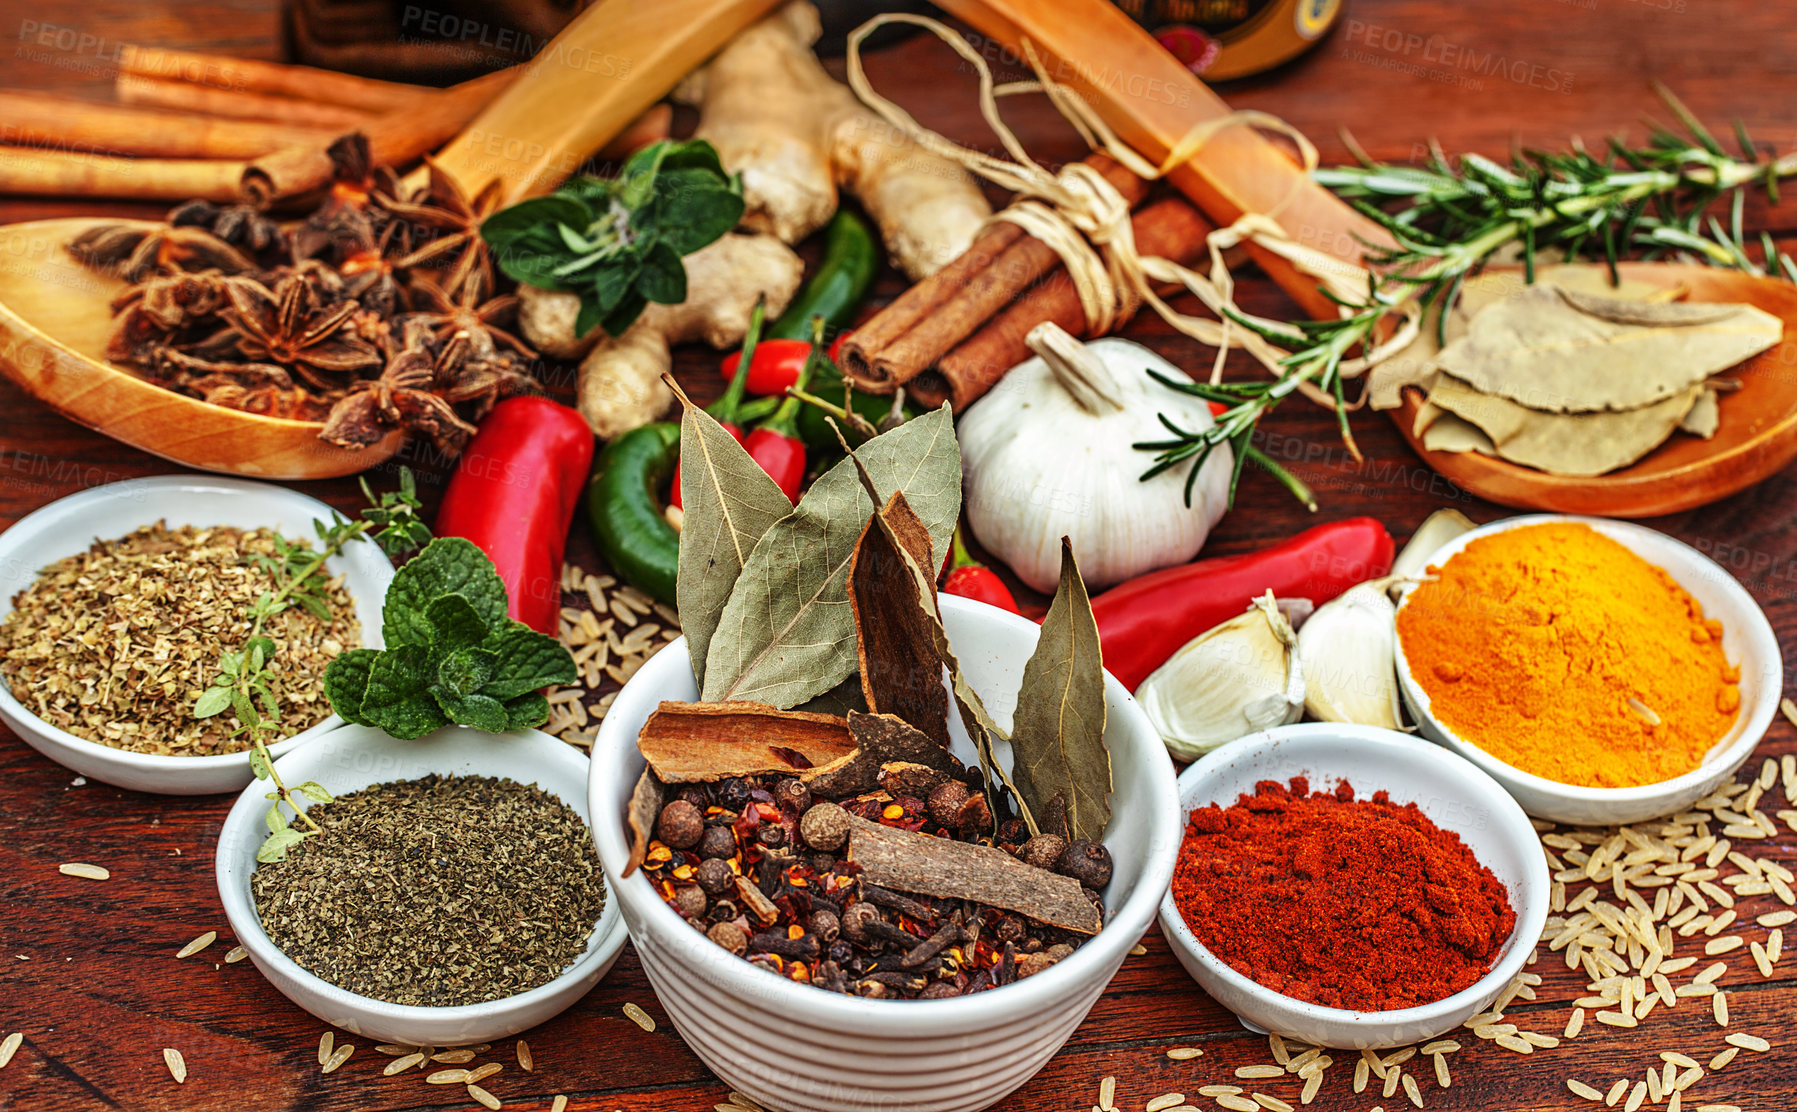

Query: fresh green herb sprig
[1137,86,1797,505]
[480,139,745,338]
[193,469,430,863]
[323,537,578,743]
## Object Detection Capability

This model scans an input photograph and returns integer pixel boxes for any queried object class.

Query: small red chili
[720,338,813,397]
[674,300,769,510]
[940,526,1019,613]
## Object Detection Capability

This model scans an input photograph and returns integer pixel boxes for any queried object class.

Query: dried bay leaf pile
[1367,265,1783,476]
[620,384,1118,956]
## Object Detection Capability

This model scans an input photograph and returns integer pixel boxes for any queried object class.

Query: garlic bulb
[1136,593,1303,760]
[958,322,1231,594]
[1296,581,1404,729]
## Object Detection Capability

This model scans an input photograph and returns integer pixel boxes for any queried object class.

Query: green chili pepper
[587,421,680,606]
[766,209,879,340]
[795,377,924,453]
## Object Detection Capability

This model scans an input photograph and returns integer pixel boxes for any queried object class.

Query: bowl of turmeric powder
[1392,515,1780,825]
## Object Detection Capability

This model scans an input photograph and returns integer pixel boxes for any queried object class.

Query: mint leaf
[504,690,551,730]
[436,646,498,699]
[637,240,687,304]
[483,625,578,700]
[382,538,508,648]
[433,690,510,733]
[592,258,639,314]
[481,195,591,250]
[362,645,449,740]
[601,291,648,338]
[426,594,487,652]
[323,648,380,726]
[575,297,606,340]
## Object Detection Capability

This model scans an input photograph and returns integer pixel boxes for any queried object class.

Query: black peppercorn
[707,921,748,956]
[772,778,811,815]
[715,778,751,811]
[799,801,850,851]
[697,824,738,860]
[926,780,971,828]
[695,856,736,896]
[1056,840,1113,889]
[670,885,708,919]
[1018,833,1067,871]
[655,800,705,850]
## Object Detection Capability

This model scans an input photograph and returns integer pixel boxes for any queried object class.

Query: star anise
[409,270,533,360]
[320,321,476,453]
[430,332,540,422]
[380,157,503,299]
[69,224,255,283]
[168,199,283,257]
[105,271,237,363]
[220,276,382,390]
[291,134,407,267]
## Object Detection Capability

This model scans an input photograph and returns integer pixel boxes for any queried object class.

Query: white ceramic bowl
[0,475,393,795]
[1393,514,1781,825]
[590,595,1182,1112]
[217,723,626,1045]
[1157,723,1549,1049]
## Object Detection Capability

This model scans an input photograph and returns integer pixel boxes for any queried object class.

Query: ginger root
[678,2,989,279]
[571,232,802,440]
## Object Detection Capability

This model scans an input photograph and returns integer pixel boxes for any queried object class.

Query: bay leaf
[1008,539,1111,845]
[1420,412,1497,456]
[1680,388,1721,439]
[1435,284,1782,412]
[700,406,961,708]
[848,491,949,748]
[1430,373,1698,475]
[674,390,792,688]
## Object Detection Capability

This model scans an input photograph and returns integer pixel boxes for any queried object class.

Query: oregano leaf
[193,686,233,719]
[256,827,308,864]
[294,781,334,804]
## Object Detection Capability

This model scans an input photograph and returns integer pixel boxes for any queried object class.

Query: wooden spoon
[1393,263,1797,517]
[0,0,780,480]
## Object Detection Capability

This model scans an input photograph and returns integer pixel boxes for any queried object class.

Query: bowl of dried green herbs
[215,721,624,1045]
[0,475,407,795]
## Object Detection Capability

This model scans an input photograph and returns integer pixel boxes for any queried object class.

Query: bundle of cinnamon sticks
[839,152,1217,411]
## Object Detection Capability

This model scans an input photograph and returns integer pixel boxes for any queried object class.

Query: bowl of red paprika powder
[1158,724,1548,1049]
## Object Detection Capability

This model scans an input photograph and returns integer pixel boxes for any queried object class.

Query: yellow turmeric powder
[1396,522,1739,788]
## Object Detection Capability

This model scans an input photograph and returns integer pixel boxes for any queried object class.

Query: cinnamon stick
[240,68,515,204]
[0,147,241,201]
[117,44,429,114]
[914,195,1216,409]
[0,91,335,160]
[635,700,858,783]
[839,152,1150,392]
[116,74,379,129]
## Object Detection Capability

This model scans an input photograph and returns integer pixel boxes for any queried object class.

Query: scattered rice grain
[1567,1078,1603,1101]
[1218,1096,1259,1112]
[385,1053,424,1075]
[317,1031,333,1066]
[1723,1032,1768,1052]
[1098,1076,1115,1109]
[1713,991,1729,1026]
[1166,1047,1204,1060]
[322,1045,352,1074]
[623,1002,655,1031]
[1300,1072,1323,1105]
[1147,1095,1186,1112]
[1253,1096,1292,1112]
[0,1033,20,1070]
[468,1083,501,1110]
[1708,1048,1738,1070]
[1235,1065,1284,1079]
[1565,1008,1586,1038]
[58,863,108,881]
[163,1048,187,1083]
[427,1068,471,1084]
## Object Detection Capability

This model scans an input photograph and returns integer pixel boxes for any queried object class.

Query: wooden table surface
[1,2,1794,1111]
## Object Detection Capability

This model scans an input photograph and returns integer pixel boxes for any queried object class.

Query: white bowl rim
[591,594,1183,1032]
[1157,723,1549,1026]
[1391,513,1781,803]
[0,474,393,773]
[216,724,625,1025]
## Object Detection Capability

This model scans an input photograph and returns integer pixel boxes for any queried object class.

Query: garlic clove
[1389,508,1480,586]
[1135,592,1303,761]
[1297,581,1404,730]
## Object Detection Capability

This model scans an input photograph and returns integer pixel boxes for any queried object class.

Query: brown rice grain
[162,1048,186,1084]
[1354,1059,1370,1092]
[1565,1008,1587,1038]
[385,1054,423,1075]
[1660,1052,1699,1069]
[223,945,248,963]
[468,1083,501,1110]
[1713,990,1729,1026]
[322,1045,353,1074]
[552,1097,568,1112]
[1098,1076,1115,1109]
[1605,1079,1629,1106]
[1198,1085,1244,1097]
[433,1049,475,1063]
[1147,1095,1187,1112]
[1624,1081,1646,1112]
[1383,1067,1401,1099]
[1268,1033,1291,1066]
[1771,927,1785,963]
[0,1033,20,1070]
[1708,1048,1738,1070]
[1695,961,1728,984]
[175,931,217,959]
[1420,1040,1460,1055]
[1723,1032,1769,1052]
[1296,1057,1331,1080]
[1496,1034,1534,1053]
[1567,1079,1603,1101]
[1705,936,1744,955]
[1253,1096,1293,1112]
[373,1044,413,1056]
[1675,1067,1703,1090]
[516,1039,533,1071]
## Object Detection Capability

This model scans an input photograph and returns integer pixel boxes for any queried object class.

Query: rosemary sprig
[194,469,430,856]
[1138,86,1797,505]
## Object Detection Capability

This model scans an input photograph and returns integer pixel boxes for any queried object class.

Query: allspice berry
[655,799,705,850]
[1019,833,1068,871]
[1057,839,1114,889]
[809,909,841,943]
[670,884,709,919]
[697,823,738,860]
[799,801,851,851]
[695,856,736,896]
[841,900,882,943]
[772,777,811,815]
[926,780,972,829]
[707,921,749,956]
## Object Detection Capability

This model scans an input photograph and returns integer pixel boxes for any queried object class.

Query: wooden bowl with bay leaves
[1392,262,1797,517]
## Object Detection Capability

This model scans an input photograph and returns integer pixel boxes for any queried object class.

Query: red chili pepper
[674,300,770,510]
[941,526,1018,613]
[742,336,818,503]
[434,396,594,635]
[829,331,851,363]
[720,338,812,397]
[1093,517,1394,690]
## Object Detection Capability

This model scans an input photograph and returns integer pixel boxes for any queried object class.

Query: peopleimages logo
[1339,19,1576,94]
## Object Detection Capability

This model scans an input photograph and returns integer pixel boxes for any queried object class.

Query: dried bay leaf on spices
[791,675,867,718]
[1680,388,1721,439]
[1420,412,1498,456]
[674,388,792,688]
[635,700,857,783]
[1008,539,1111,845]
[1435,284,1782,412]
[1429,373,1698,475]
[847,483,950,748]
[700,405,961,709]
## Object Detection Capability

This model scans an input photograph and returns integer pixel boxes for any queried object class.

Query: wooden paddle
[0,0,781,480]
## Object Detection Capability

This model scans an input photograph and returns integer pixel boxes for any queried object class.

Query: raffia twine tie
[844,14,1419,396]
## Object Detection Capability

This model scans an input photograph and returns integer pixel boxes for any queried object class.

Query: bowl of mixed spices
[1393,515,1781,824]
[0,475,394,794]
[1159,724,1548,1051]
[216,722,624,1046]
